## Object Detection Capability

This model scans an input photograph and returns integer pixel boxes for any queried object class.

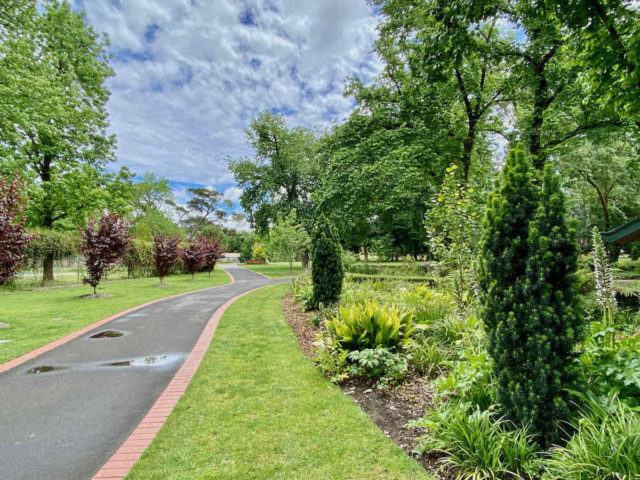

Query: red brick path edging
[0,269,235,376]
[92,282,270,479]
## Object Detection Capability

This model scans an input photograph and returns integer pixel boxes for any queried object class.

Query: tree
[425,164,482,302]
[228,111,317,269]
[0,1,130,282]
[268,210,310,272]
[154,234,181,284]
[0,176,34,285]
[522,165,582,442]
[311,216,344,307]
[199,236,224,276]
[480,146,582,442]
[133,172,173,213]
[181,240,203,280]
[555,138,640,231]
[251,242,267,261]
[182,187,231,239]
[547,0,640,123]
[81,212,131,295]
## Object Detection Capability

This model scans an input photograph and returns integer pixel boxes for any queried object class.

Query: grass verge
[0,270,230,364]
[127,284,432,480]
[240,261,303,278]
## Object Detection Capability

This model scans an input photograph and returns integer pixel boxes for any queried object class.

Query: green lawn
[0,270,230,364]
[240,261,303,278]
[127,284,432,480]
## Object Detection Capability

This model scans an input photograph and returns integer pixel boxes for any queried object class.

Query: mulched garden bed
[282,293,450,477]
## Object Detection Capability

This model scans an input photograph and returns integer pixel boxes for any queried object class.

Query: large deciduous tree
[228,111,316,268]
[81,212,131,295]
[0,1,132,282]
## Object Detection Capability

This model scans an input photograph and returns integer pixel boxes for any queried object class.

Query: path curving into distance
[0,266,286,480]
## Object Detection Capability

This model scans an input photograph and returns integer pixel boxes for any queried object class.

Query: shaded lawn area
[240,261,303,278]
[0,270,230,364]
[127,284,432,480]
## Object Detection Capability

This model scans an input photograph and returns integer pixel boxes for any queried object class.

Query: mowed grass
[127,284,432,480]
[0,270,230,364]
[240,261,303,278]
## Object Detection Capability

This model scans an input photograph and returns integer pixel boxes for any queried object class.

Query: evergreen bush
[479,146,582,443]
[311,215,344,307]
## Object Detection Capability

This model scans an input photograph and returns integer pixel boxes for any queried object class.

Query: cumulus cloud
[74,0,382,200]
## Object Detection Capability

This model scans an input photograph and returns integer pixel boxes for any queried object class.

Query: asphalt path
[0,266,285,480]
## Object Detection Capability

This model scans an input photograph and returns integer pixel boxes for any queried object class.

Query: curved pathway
[0,266,285,480]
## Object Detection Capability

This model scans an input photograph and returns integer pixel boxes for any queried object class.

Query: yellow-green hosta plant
[326,300,414,352]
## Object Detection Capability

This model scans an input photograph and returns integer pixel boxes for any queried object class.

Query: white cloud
[74,0,382,199]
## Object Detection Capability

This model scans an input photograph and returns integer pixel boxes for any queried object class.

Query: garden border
[0,268,235,375]
[92,282,276,479]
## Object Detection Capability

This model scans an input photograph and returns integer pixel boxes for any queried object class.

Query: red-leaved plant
[181,240,204,279]
[154,234,181,283]
[82,212,132,294]
[200,237,224,276]
[0,176,34,286]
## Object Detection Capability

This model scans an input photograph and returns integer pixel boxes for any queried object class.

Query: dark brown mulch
[79,293,113,299]
[281,293,448,477]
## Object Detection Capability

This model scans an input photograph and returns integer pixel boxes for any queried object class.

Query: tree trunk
[41,154,55,283]
[461,121,476,181]
[43,256,54,283]
[363,246,369,263]
[301,248,310,273]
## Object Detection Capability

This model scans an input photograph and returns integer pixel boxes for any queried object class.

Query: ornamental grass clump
[326,299,414,352]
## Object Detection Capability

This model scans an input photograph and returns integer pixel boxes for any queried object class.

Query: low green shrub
[578,322,640,407]
[326,300,414,352]
[347,347,408,388]
[434,349,493,410]
[411,403,541,480]
[544,395,640,479]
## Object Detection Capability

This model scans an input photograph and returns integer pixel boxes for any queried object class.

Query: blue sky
[72,0,382,229]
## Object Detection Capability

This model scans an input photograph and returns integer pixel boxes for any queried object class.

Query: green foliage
[289,275,313,311]
[400,285,456,325]
[133,172,173,213]
[326,300,414,352]
[407,334,450,378]
[479,146,582,442]
[425,164,482,301]
[544,394,640,480]
[412,404,541,480]
[131,208,182,241]
[251,242,266,261]
[346,347,408,389]
[22,229,81,264]
[434,350,493,410]
[267,210,310,270]
[311,215,344,307]
[579,322,640,407]
[123,238,155,278]
[228,111,317,234]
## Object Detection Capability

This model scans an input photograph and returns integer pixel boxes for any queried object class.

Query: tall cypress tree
[480,145,581,442]
[311,215,344,307]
